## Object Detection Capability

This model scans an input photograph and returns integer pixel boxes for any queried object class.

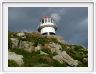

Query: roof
[42,16,52,19]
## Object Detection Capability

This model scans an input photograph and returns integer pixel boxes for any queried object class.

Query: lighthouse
[38,16,57,35]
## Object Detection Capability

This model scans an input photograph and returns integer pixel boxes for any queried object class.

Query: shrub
[52,59,68,67]
[8,60,19,67]
[39,55,53,65]
[8,37,12,49]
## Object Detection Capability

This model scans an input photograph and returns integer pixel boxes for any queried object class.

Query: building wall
[41,27,55,34]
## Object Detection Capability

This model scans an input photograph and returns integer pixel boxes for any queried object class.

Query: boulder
[16,32,25,37]
[19,41,35,53]
[16,32,26,38]
[8,51,24,66]
[48,43,62,54]
[53,55,64,64]
[53,51,78,67]
[10,38,19,48]
[83,58,88,63]
[40,50,48,55]
[35,44,41,52]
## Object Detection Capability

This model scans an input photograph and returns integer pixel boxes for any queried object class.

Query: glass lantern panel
[45,18,47,23]
[51,18,53,23]
[48,18,50,22]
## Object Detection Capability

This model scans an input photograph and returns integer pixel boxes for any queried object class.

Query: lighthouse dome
[38,16,57,35]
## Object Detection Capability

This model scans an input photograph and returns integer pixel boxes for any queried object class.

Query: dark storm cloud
[8,7,88,48]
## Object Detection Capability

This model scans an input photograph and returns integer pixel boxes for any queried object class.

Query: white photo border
[2,2,94,73]
[0,1,2,72]
[94,0,96,72]
[4,73,93,74]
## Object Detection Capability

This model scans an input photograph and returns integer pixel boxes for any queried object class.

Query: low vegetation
[8,32,88,67]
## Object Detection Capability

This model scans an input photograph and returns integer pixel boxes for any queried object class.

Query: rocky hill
[8,32,88,67]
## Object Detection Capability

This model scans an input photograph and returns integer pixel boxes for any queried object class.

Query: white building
[38,16,57,35]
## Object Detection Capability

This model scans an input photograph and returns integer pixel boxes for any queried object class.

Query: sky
[8,7,88,48]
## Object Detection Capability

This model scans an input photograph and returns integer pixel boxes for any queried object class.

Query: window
[50,32,55,35]
[42,32,47,35]
[42,19,44,24]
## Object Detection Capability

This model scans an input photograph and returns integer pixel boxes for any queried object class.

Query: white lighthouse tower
[38,16,57,35]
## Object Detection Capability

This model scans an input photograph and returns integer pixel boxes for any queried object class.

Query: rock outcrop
[8,32,88,67]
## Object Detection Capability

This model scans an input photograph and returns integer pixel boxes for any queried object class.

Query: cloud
[77,18,88,28]
[51,13,61,22]
[41,8,66,22]
[50,8,66,22]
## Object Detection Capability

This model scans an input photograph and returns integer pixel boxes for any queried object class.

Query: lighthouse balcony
[40,22,54,26]
[40,27,56,35]
[38,25,57,32]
